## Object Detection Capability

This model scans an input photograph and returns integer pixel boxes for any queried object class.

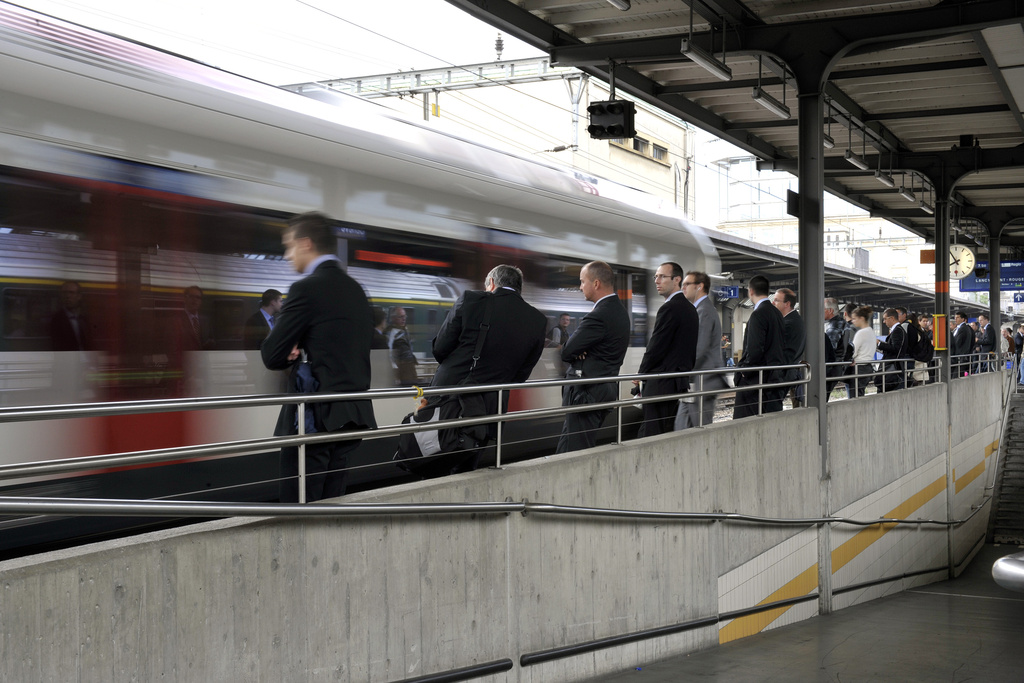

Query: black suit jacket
[561,295,631,380]
[781,310,806,364]
[49,309,93,351]
[261,260,376,434]
[952,323,973,356]
[735,299,786,384]
[243,310,272,350]
[638,292,698,396]
[431,288,546,389]
[877,323,907,361]
[978,323,996,353]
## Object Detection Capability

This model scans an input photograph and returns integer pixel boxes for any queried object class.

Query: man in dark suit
[951,310,973,376]
[49,281,94,351]
[243,289,282,350]
[430,264,547,472]
[635,261,698,437]
[773,288,806,407]
[556,261,631,453]
[876,308,908,391]
[976,313,996,372]
[733,275,786,419]
[676,271,726,429]
[261,212,376,503]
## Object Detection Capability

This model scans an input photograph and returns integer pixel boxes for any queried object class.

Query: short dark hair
[288,211,336,255]
[184,285,203,298]
[896,307,908,316]
[853,305,873,323]
[660,262,684,281]
[486,264,523,292]
[748,275,770,297]
[843,302,856,316]
[955,310,968,322]
[776,288,797,306]
[883,307,898,320]
[978,313,989,321]
[584,261,614,287]
[260,289,282,307]
[371,306,386,327]
[685,271,711,294]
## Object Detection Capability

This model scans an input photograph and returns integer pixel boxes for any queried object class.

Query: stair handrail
[986,353,1019,494]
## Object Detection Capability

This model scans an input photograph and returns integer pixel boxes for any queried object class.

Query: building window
[609,136,671,166]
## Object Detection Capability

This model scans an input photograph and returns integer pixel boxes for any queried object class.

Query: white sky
[13,0,545,85]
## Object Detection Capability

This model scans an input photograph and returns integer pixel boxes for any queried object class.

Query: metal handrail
[0,363,807,423]
[0,364,812,481]
[0,495,988,526]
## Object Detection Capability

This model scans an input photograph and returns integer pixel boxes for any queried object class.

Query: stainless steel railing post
[495,388,503,469]
[297,401,306,504]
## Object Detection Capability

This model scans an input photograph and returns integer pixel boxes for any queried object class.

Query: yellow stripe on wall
[719,565,819,643]
[720,473,947,644]
[952,439,997,494]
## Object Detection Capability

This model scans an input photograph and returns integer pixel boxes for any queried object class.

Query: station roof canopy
[449,0,1024,249]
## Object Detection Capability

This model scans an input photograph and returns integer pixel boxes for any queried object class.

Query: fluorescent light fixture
[875,170,895,188]
[823,133,835,149]
[899,185,916,202]
[606,0,631,9]
[680,39,732,81]
[920,200,934,215]
[751,86,790,119]
[845,149,869,170]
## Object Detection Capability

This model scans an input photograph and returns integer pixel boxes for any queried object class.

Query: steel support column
[935,199,951,384]
[989,233,1001,329]
[798,90,830,615]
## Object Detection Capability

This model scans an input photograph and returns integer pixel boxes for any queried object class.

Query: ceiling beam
[972,30,1024,136]
[829,58,989,80]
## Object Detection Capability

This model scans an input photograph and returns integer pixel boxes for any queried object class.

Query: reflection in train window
[3,288,52,341]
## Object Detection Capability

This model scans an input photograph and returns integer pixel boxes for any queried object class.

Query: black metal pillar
[989,233,1001,329]
[797,89,829,615]
[935,199,951,384]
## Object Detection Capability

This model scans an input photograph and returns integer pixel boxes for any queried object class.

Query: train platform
[590,544,1024,683]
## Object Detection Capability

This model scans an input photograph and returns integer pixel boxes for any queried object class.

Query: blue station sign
[714,286,740,299]
[959,261,1024,292]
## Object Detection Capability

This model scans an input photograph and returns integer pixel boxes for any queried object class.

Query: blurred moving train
[0,2,718,555]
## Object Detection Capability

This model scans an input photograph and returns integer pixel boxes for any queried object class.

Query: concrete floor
[591,544,1024,682]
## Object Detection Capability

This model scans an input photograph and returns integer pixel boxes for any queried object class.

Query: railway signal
[586,100,635,139]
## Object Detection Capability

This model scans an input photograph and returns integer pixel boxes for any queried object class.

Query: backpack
[913,330,934,363]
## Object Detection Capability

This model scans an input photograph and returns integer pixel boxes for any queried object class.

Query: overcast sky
[14,0,544,85]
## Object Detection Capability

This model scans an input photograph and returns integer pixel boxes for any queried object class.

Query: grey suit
[675,295,726,429]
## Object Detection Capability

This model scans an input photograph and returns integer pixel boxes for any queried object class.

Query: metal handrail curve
[0,495,987,527]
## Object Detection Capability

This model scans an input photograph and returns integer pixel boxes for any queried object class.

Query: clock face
[949,245,976,280]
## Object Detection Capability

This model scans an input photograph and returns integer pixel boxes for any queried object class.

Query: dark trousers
[279,437,360,503]
[556,382,614,453]
[639,399,677,438]
[733,377,783,419]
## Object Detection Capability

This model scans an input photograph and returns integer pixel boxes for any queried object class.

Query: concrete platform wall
[0,374,1007,682]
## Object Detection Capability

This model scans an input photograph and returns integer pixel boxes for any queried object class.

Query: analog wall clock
[949,244,976,280]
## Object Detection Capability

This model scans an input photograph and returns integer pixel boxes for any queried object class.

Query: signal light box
[587,100,636,139]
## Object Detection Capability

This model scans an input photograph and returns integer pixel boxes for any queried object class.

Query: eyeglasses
[681,281,697,288]
[654,274,673,281]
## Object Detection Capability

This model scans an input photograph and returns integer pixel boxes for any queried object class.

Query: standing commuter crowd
[146,209,1013,502]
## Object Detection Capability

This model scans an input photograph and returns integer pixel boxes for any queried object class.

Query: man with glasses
[876,308,909,391]
[635,262,699,437]
[676,271,726,429]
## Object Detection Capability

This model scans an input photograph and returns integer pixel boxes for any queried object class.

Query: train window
[213,299,244,349]
[2,288,52,341]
